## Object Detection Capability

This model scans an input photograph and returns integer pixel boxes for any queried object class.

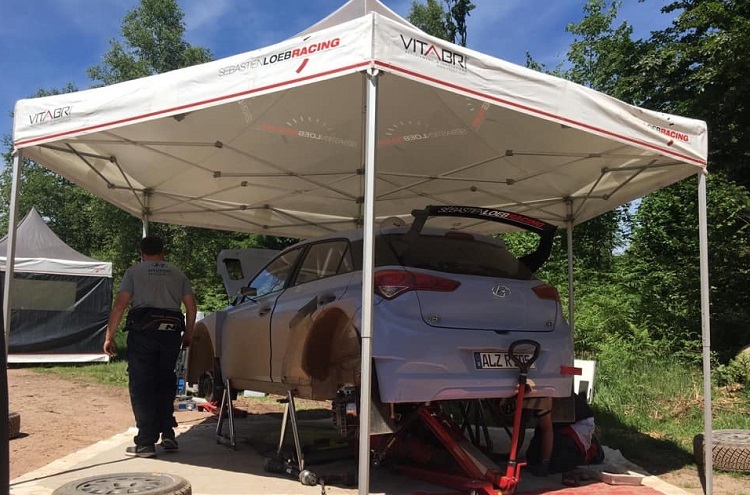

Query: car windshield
[372,233,534,280]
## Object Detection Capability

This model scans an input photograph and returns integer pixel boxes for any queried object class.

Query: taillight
[374,270,461,300]
[532,284,560,302]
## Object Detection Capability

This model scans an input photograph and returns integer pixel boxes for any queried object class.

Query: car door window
[249,248,302,297]
[293,240,352,286]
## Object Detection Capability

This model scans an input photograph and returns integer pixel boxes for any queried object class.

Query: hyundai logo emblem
[492,285,511,298]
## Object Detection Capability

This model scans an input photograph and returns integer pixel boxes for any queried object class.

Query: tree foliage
[527,0,750,359]
[634,0,750,187]
[408,0,475,46]
[87,0,212,85]
[622,0,750,357]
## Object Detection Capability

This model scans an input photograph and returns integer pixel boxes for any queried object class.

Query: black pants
[526,425,586,474]
[126,329,182,446]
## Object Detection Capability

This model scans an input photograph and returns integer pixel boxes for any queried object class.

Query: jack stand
[216,377,237,450]
[263,390,356,488]
[263,390,313,484]
[278,389,306,474]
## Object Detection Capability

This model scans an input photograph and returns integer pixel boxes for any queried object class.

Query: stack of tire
[8,411,20,439]
[694,430,750,473]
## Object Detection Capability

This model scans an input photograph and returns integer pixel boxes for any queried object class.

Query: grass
[593,357,750,476]
[32,360,129,388]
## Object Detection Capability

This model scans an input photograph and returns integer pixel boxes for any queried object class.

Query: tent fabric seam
[14,62,372,149]
[374,61,707,168]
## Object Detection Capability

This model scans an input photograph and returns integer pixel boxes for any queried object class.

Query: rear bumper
[374,359,573,403]
[371,304,573,403]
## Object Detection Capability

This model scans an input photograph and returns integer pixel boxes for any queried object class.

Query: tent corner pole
[698,171,713,494]
[3,151,23,357]
[142,191,151,238]
[357,68,379,495]
[565,199,575,334]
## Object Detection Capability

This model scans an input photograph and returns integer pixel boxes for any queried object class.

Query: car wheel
[694,430,750,472]
[196,361,236,403]
[8,411,21,439]
[51,472,191,495]
[197,370,219,403]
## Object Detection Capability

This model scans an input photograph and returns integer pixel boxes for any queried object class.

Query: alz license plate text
[474,352,536,370]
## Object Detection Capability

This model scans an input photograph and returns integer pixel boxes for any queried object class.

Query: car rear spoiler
[408,205,558,273]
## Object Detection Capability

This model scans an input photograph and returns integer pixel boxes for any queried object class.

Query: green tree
[444,0,475,47]
[409,0,451,41]
[88,0,212,85]
[620,0,750,357]
[630,174,750,359]
[408,0,475,46]
[633,0,750,187]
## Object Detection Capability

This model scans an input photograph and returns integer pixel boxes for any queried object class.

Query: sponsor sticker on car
[474,351,536,370]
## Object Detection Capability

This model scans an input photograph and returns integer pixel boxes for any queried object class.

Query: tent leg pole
[142,191,150,238]
[698,172,713,494]
[3,152,23,357]
[357,69,379,495]
[1,151,21,495]
[566,199,574,334]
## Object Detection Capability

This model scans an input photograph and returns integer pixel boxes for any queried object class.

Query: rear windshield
[354,234,534,280]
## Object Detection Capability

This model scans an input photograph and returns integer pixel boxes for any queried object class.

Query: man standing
[103,235,196,458]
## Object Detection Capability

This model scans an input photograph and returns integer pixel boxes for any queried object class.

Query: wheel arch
[186,319,217,385]
[300,306,361,399]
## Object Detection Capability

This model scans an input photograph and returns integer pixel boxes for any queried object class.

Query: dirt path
[8,368,137,480]
[6,368,749,494]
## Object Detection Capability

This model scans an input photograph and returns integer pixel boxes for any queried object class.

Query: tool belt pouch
[125,307,185,332]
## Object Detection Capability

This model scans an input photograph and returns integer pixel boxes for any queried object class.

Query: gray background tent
[0,208,112,363]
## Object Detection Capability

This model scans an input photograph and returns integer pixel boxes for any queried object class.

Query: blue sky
[2,0,675,143]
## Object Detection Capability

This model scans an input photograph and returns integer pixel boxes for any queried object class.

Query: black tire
[196,361,237,403]
[8,411,20,439]
[693,430,750,473]
[197,370,219,403]
[52,472,191,495]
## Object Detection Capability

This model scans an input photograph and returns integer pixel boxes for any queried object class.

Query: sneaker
[125,444,156,458]
[160,436,179,452]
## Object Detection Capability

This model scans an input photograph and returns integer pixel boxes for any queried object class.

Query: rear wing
[409,205,557,273]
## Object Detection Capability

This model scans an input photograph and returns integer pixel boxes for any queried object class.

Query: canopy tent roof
[11,1,707,239]
[0,207,112,277]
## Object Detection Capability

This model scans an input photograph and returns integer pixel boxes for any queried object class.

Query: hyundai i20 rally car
[186,205,574,435]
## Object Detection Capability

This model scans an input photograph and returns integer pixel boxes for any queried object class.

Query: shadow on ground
[155,408,360,485]
[594,408,695,476]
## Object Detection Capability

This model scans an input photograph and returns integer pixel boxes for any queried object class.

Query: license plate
[474,351,536,370]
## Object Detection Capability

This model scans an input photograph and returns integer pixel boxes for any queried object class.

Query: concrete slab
[9,412,689,495]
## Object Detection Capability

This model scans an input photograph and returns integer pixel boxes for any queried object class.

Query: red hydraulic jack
[396,339,542,495]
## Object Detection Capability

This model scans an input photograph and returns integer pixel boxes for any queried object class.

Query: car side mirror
[231,286,258,306]
[241,286,257,298]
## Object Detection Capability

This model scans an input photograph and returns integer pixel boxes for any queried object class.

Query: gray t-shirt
[120,261,193,311]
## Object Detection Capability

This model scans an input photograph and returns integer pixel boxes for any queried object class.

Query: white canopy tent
[6,0,713,492]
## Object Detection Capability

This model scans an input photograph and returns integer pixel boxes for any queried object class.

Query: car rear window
[354,234,534,280]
